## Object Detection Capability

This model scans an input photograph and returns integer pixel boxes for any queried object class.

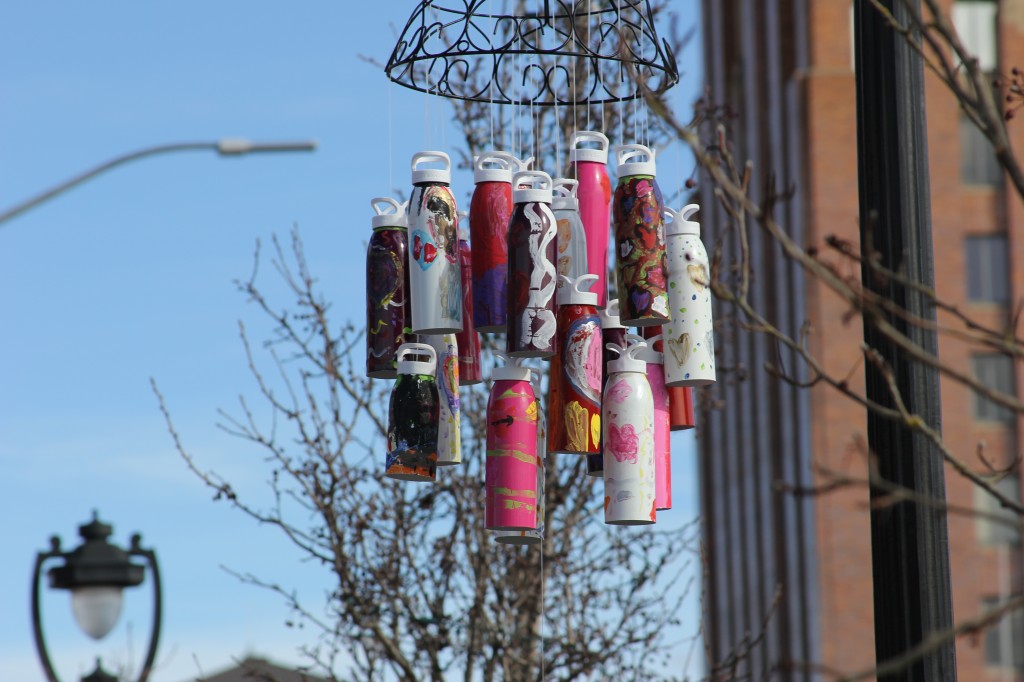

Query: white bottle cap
[552,178,579,210]
[396,343,437,375]
[607,339,648,374]
[599,299,625,330]
[474,151,515,184]
[629,332,664,364]
[492,351,533,382]
[569,130,610,164]
[412,150,451,185]
[370,197,408,229]
[664,203,701,237]
[513,170,553,204]
[557,273,598,306]
[614,143,657,177]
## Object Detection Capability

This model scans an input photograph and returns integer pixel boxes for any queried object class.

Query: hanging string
[570,1,578,179]
[489,0,495,151]
[540,532,546,681]
[617,0,624,146]
[388,78,394,192]
[585,0,592,131]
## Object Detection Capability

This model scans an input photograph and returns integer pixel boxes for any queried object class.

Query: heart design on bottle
[667,332,690,368]
[687,263,708,293]
[563,317,601,406]
[629,287,652,317]
[564,400,589,452]
[412,230,438,270]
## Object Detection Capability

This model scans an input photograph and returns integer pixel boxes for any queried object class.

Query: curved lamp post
[0,138,318,226]
[32,513,161,682]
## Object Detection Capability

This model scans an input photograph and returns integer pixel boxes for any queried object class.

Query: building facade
[699,1,1024,679]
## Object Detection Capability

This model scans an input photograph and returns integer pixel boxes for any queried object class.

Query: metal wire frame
[384,0,679,106]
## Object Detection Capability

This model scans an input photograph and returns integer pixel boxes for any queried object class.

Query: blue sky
[0,2,702,679]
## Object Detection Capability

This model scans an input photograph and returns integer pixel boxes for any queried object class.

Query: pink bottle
[485,352,539,531]
[633,332,671,511]
[494,372,546,546]
[569,131,612,308]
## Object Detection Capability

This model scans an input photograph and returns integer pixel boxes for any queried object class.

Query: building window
[971,354,1017,423]
[966,235,1010,303]
[953,1,1001,185]
[982,597,1024,671]
[961,114,1003,185]
[976,474,1022,545]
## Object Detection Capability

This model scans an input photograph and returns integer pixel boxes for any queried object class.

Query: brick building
[698,1,1024,679]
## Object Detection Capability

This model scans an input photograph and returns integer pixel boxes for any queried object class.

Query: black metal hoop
[385,0,678,106]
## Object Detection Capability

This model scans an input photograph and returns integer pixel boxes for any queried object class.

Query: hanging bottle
[386,343,439,482]
[635,331,672,511]
[569,131,612,308]
[611,143,669,327]
[366,197,411,379]
[456,210,482,385]
[588,300,628,478]
[670,387,697,431]
[494,371,546,545]
[485,353,539,531]
[469,152,515,332]
[506,170,558,358]
[552,178,589,289]
[663,204,716,387]
[603,337,656,525]
[548,274,602,455]
[409,151,462,335]
[425,333,461,466]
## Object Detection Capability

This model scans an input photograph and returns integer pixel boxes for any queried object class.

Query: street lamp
[32,513,162,682]
[0,138,318,226]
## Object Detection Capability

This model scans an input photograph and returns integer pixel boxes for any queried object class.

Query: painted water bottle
[506,170,558,358]
[552,178,589,289]
[569,130,612,307]
[663,204,716,387]
[366,197,411,379]
[409,151,462,335]
[603,337,656,525]
[485,352,539,531]
[670,387,697,431]
[425,333,461,466]
[634,332,672,511]
[494,372,546,546]
[469,152,515,332]
[548,273,602,455]
[456,210,482,385]
[588,300,628,478]
[386,343,439,482]
[611,143,669,327]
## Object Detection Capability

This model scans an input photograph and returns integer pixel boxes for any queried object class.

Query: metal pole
[0,139,317,227]
[853,1,956,680]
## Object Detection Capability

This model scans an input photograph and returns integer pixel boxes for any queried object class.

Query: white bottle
[602,337,656,525]
[409,151,462,335]
[425,333,461,466]
[663,204,716,387]
[552,178,589,292]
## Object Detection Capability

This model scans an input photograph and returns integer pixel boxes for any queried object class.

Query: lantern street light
[0,138,318,227]
[31,513,162,682]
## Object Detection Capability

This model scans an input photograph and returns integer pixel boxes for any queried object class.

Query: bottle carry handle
[665,203,701,237]
[371,197,405,218]
[513,170,552,191]
[553,178,579,198]
[411,151,451,173]
[615,143,656,167]
[475,152,513,173]
[397,342,437,367]
[570,130,609,153]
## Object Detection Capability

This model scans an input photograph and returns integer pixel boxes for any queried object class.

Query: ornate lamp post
[31,513,162,682]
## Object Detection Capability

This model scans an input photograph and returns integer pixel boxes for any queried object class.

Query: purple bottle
[366,197,411,379]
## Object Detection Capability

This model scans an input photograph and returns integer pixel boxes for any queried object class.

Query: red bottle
[469,152,515,332]
[548,274,602,455]
[456,212,482,385]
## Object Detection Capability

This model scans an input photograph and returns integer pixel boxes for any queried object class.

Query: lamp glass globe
[71,586,124,640]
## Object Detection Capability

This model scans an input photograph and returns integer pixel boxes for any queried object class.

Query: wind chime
[365,0,712,539]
